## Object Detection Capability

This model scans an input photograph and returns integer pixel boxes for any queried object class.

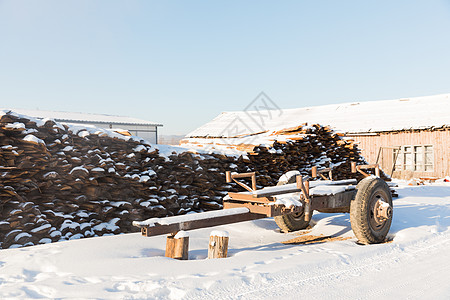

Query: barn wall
[349,129,450,179]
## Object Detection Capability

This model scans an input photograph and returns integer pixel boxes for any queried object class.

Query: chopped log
[208,230,229,259]
[165,234,176,258]
[165,231,189,260]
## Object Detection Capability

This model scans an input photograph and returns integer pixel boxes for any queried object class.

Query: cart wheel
[274,171,310,232]
[350,177,393,244]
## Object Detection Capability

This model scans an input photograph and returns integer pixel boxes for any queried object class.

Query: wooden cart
[134,163,393,245]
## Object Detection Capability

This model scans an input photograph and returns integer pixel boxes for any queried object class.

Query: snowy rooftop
[0,108,163,126]
[187,93,450,137]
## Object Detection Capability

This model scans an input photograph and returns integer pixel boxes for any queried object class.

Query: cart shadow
[226,242,302,257]
[227,198,450,256]
[389,202,450,233]
[225,216,355,257]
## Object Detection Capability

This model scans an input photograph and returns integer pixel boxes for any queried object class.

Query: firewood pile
[0,112,380,249]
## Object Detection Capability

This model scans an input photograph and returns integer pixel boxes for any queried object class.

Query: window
[393,145,434,172]
[424,146,434,171]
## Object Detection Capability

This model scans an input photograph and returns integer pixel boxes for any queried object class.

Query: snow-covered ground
[1,181,449,299]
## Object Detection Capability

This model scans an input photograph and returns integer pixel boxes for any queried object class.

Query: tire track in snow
[237,233,450,300]
[186,232,450,300]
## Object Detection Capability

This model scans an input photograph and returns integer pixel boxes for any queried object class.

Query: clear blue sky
[1,1,449,135]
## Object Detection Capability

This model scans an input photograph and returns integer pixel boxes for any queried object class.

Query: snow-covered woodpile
[182,124,369,184]
[0,111,372,249]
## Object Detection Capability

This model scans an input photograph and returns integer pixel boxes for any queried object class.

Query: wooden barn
[184,93,450,180]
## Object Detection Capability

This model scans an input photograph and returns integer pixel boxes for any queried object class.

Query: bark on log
[208,231,229,259]
[165,232,189,260]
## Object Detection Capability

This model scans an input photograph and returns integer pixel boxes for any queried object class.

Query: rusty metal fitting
[375,199,392,224]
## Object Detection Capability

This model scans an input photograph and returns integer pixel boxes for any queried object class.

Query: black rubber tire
[275,212,310,233]
[350,177,393,244]
[273,171,310,232]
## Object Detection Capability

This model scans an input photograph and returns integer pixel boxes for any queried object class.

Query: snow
[109,201,130,208]
[2,110,159,149]
[23,134,45,145]
[187,93,450,137]
[251,179,357,197]
[0,182,449,299]
[30,224,52,234]
[133,145,147,152]
[77,130,89,138]
[139,175,151,183]
[133,207,250,227]
[5,122,25,130]
[69,166,89,175]
[65,123,136,142]
[91,218,121,232]
[38,238,52,244]
[43,171,58,179]
[251,184,298,196]
[309,179,357,187]
[2,109,252,160]
[277,170,300,184]
[0,108,161,126]
[272,193,303,208]
[174,231,190,239]
[153,144,194,159]
[210,230,229,237]
[309,184,355,196]
[14,232,32,242]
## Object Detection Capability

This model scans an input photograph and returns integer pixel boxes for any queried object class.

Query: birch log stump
[208,230,229,259]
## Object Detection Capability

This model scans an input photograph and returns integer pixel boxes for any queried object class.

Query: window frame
[393,145,434,172]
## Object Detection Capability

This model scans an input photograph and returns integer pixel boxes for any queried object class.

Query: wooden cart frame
[134,162,392,246]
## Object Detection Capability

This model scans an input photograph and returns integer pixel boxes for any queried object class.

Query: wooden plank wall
[350,129,450,180]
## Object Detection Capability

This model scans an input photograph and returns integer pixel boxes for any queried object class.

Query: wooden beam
[140,211,266,237]
[227,192,274,203]
[223,201,303,217]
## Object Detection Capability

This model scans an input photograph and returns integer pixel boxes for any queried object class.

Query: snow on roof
[187,93,450,137]
[0,108,163,126]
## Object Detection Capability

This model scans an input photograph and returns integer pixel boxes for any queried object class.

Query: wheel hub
[373,197,392,225]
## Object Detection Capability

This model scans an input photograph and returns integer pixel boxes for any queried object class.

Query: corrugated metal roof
[187,93,450,137]
[0,108,163,126]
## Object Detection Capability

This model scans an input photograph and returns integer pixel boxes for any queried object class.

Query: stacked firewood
[0,112,377,249]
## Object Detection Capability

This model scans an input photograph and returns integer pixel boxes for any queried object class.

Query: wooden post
[375,165,380,177]
[251,174,256,191]
[208,230,229,259]
[311,166,317,178]
[225,171,232,183]
[165,234,176,258]
[296,175,302,189]
[304,180,310,195]
[165,231,189,260]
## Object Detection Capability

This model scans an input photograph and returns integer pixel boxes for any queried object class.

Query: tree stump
[208,230,229,259]
[165,231,189,260]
